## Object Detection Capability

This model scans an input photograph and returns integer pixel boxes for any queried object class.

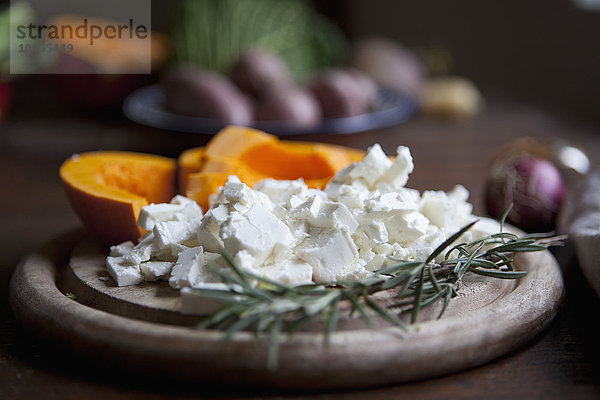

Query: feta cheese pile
[106,144,501,303]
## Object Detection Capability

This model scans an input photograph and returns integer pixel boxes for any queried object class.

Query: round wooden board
[10,230,564,390]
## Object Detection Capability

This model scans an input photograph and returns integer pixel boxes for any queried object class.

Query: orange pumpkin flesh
[184,171,231,211]
[60,152,176,245]
[179,126,365,208]
[203,125,277,157]
[240,143,336,180]
[177,146,205,194]
[60,127,365,244]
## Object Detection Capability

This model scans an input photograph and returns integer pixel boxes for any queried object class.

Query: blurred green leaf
[169,0,348,80]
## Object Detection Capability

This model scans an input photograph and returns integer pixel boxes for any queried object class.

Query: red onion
[485,155,565,232]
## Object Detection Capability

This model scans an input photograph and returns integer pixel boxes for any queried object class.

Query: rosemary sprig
[191,219,564,370]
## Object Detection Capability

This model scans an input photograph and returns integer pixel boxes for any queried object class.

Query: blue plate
[123,84,418,136]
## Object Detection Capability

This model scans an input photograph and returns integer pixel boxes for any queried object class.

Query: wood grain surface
[10,227,564,389]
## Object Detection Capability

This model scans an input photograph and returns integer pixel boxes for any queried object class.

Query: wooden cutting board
[9,230,564,390]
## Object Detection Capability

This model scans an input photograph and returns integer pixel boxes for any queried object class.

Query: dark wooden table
[2,85,600,399]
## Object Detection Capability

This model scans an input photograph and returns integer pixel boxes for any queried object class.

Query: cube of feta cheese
[177,202,204,221]
[362,220,389,244]
[316,200,359,232]
[413,247,435,262]
[364,253,388,271]
[258,259,313,287]
[291,195,359,233]
[289,194,306,209]
[169,247,226,289]
[233,249,257,271]
[137,203,182,231]
[153,220,199,250]
[196,208,226,253]
[137,196,203,231]
[219,203,295,269]
[297,228,360,283]
[169,242,190,259]
[140,261,175,281]
[324,180,371,210]
[151,245,181,262]
[387,212,430,244]
[109,241,135,257]
[420,185,473,234]
[122,232,155,265]
[338,266,371,281]
[470,217,502,241]
[209,175,242,207]
[411,225,446,261]
[364,192,418,218]
[254,178,309,207]
[169,247,204,288]
[210,203,230,224]
[191,252,230,287]
[170,194,197,206]
[348,144,392,187]
[106,256,144,286]
[377,145,414,189]
[223,180,257,207]
[390,243,412,260]
[327,162,357,185]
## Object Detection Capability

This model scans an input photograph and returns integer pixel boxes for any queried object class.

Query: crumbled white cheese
[169,246,203,288]
[420,185,473,235]
[361,220,389,245]
[109,241,135,257]
[291,195,358,233]
[122,232,154,265]
[219,202,295,269]
[297,228,360,283]
[153,220,199,250]
[105,143,503,316]
[377,145,414,189]
[364,192,418,217]
[137,195,202,231]
[258,259,313,287]
[387,212,430,244]
[106,256,144,286]
[347,143,392,186]
[254,178,308,208]
[169,246,227,289]
[140,261,174,281]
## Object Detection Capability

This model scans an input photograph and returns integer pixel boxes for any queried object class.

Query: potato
[419,77,483,119]
[307,68,377,118]
[350,36,424,95]
[229,49,292,98]
[164,64,253,125]
[254,85,321,129]
[346,68,379,106]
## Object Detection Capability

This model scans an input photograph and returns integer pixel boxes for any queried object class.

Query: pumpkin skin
[59,152,176,245]
[178,126,365,210]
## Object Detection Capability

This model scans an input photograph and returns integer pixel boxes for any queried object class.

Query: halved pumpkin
[179,126,365,209]
[60,151,176,245]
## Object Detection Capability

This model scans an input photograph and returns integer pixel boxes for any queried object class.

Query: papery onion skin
[485,156,565,232]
